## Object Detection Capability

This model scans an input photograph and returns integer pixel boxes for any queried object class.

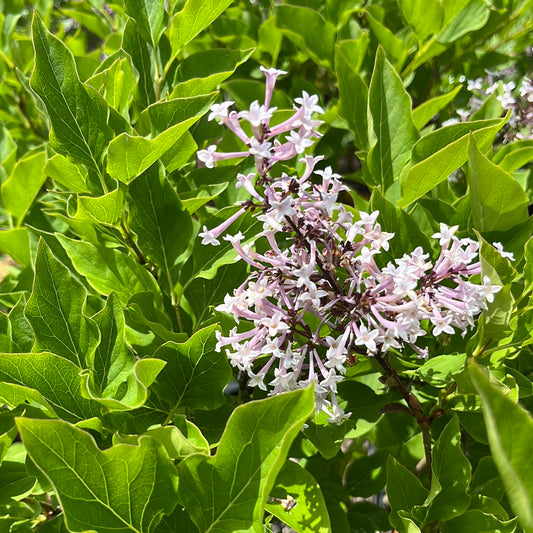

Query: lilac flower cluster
[198,68,503,423]
[444,74,532,142]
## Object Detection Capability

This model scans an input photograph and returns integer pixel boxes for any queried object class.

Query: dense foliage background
[0,0,531,531]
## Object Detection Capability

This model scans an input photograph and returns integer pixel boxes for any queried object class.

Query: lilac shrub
[198,69,504,423]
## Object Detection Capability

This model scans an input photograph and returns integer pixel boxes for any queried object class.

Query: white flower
[198,225,220,246]
[208,101,234,121]
[492,242,515,261]
[197,145,217,168]
[432,223,459,246]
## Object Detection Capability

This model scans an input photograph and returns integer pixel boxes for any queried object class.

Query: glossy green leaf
[266,460,331,533]
[85,293,165,410]
[0,352,101,422]
[86,58,136,116]
[400,117,506,207]
[1,148,46,224]
[56,234,163,307]
[44,154,89,193]
[469,363,533,533]
[412,85,462,130]
[275,5,335,67]
[122,18,156,108]
[417,353,467,388]
[117,419,210,460]
[171,48,254,98]
[365,7,408,69]
[335,41,369,150]
[124,0,165,46]
[25,239,99,367]
[17,418,179,533]
[425,416,471,522]
[437,0,490,43]
[0,228,32,267]
[31,14,112,188]
[398,0,443,40]
[386,456,429,532]
[169,0,235,55]
[441,510,517,533]
[367,48,418,190]
[107,94,216,183]
[75,185,124,227]
[467,136,529,232]
[127,163,192,275]
[151,324,231,411]
[178,387,314,532]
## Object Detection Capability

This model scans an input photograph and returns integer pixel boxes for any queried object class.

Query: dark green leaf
[31,15,112,189]
[127,163,192,275]
[169,0,235,55]
[124,0,165,46]
[25,239,99,367]
[0,352,101,422]
[151,324,232,411]
[275,5,336,67]
[386,456,429,532]
[178,387,314,532]
[467,136,529,232]
[266,460,331,533]
[17,418,179,533]
[400,117,506,207]
[367,48,418,190]
[469,363,533,533]
[56,234,163,307]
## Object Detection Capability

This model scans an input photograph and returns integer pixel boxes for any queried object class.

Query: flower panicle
[196,67,506,424]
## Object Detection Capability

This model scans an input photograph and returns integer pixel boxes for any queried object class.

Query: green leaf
[417,353,467,388]
[25,239,99,367]
[184,261,247,327]
[117,418,210,460]
[151,324,231,411]
[441,510,517,533]
[425,416,471,522]
[398,0,443,40]
[178,387,314,532]
[467,136,529,232]
[74,185,124,227]
[400,116,506,207]
[107,94,216,183]
[86,58,137,117]
[266,460,331,533]
[437,0,490,43]
[0,228,32,267]
[1,148,46,224]
[365,7,408,69]
[124,0,165,46]
[56,234,163,307]
[0,460,37,504]
[127,163,192,275]
[44,154,89,193]
[335,40,369,150]
[171,48,254,98]
[31,14,112,189]
[17,418,179,533]
[0,352,101,422]
[412,85,462,130]
[122,18,156,108]
[85,293,165,410]
[275,5,336,67]
[386,456,429,532]
[468,363,533,533]
[169,0,235,55]
[367,48,418,190]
